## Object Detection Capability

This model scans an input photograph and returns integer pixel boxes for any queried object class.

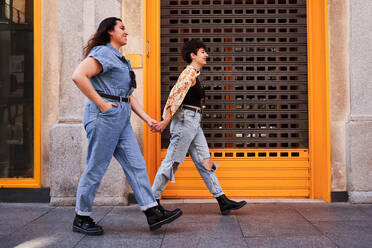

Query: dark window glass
[0,0,34,178]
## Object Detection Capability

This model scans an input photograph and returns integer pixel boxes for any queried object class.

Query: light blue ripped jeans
[152,108,224,199]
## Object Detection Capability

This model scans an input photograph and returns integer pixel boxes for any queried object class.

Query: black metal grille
[161,0,308,149]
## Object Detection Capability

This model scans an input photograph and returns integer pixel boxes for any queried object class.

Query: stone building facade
[1,0,371,204]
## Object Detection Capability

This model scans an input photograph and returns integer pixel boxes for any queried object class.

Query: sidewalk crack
[159,223,168,248]
[236,214,245,238]
[293,206,340,248]
[0,205,56,243]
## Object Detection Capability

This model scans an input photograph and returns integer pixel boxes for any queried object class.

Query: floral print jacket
[162,65,200,119]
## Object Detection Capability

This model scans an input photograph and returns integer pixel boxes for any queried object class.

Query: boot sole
[149,210,183,231]
[221,201,247,215]
[72,225,104,236]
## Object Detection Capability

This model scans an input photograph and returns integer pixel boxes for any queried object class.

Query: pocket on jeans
[170,116,183,133]
[89,102,99,113]
[183,113,198,130]
[99,105,119,116]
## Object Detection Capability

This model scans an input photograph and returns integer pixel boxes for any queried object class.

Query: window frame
[0,0,41,188]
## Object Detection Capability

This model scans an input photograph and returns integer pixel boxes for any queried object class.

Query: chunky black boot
[144,205,182,231]
[156,199,182,215]
[72,214,103,235]
[216,194,247,215]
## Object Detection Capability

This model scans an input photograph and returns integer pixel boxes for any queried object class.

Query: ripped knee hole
[172,162,179,168]
[203,158,214,170]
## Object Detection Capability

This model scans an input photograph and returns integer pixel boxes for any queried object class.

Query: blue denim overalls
[75,44,157,216]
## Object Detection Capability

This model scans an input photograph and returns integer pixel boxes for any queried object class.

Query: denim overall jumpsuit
[75,44,157,216]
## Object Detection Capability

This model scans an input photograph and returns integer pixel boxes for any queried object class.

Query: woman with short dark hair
[71,17,182,235]
[152,39,247,215]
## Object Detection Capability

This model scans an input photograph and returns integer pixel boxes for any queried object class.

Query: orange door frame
[143,0,330,201]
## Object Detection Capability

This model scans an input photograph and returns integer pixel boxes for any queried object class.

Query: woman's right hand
[99,101,118,113]
[153,120,168,133]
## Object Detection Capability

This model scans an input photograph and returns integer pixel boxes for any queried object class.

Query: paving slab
[291,203,371,222]
[76,236,163,248]
[244,235,337,248]
[239,218,321,237]
[0,222,84,248]
[313,220,372,248]
[165,221,243,239]
[236,203,305,222]
[163,202,238,224]
[0,203,52,238]
[353,204,372,219]
[0,205,112,248]
[235,203,321,237]
[161,236,248,248]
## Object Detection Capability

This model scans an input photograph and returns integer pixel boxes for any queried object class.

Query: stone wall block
[95,0,121,24]
[350,0,372,117]
[346,121,372,202]
[49,123,129,206]
[50,124,85,202]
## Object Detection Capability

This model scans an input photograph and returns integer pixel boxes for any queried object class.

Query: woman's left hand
[146,118,158,131]
[153,121,168,133]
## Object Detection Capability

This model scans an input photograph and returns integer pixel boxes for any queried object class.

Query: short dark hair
[181,39,207,63]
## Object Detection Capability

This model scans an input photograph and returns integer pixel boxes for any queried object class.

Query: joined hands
[147,119,167,133]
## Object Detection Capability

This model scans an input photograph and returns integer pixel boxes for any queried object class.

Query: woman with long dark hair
[71,17,182,235]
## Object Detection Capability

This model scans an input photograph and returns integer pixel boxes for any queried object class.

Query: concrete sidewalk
[0,201,372,248]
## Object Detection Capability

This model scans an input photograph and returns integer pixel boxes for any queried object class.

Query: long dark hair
[83,17,122,58]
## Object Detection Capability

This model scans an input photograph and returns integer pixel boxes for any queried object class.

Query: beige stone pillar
[121,0,145,150]
[328,1,350,193]
[41,0,59,188]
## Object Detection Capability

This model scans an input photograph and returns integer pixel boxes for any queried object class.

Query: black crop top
[182,78,205,108]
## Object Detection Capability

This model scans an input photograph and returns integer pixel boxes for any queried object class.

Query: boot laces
[83,216,96,225]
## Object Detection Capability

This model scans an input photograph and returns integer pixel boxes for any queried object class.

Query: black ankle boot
[144,205,182,231]
[156,199,181,215]
[216,194,247,215]
[72,214,103,235]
